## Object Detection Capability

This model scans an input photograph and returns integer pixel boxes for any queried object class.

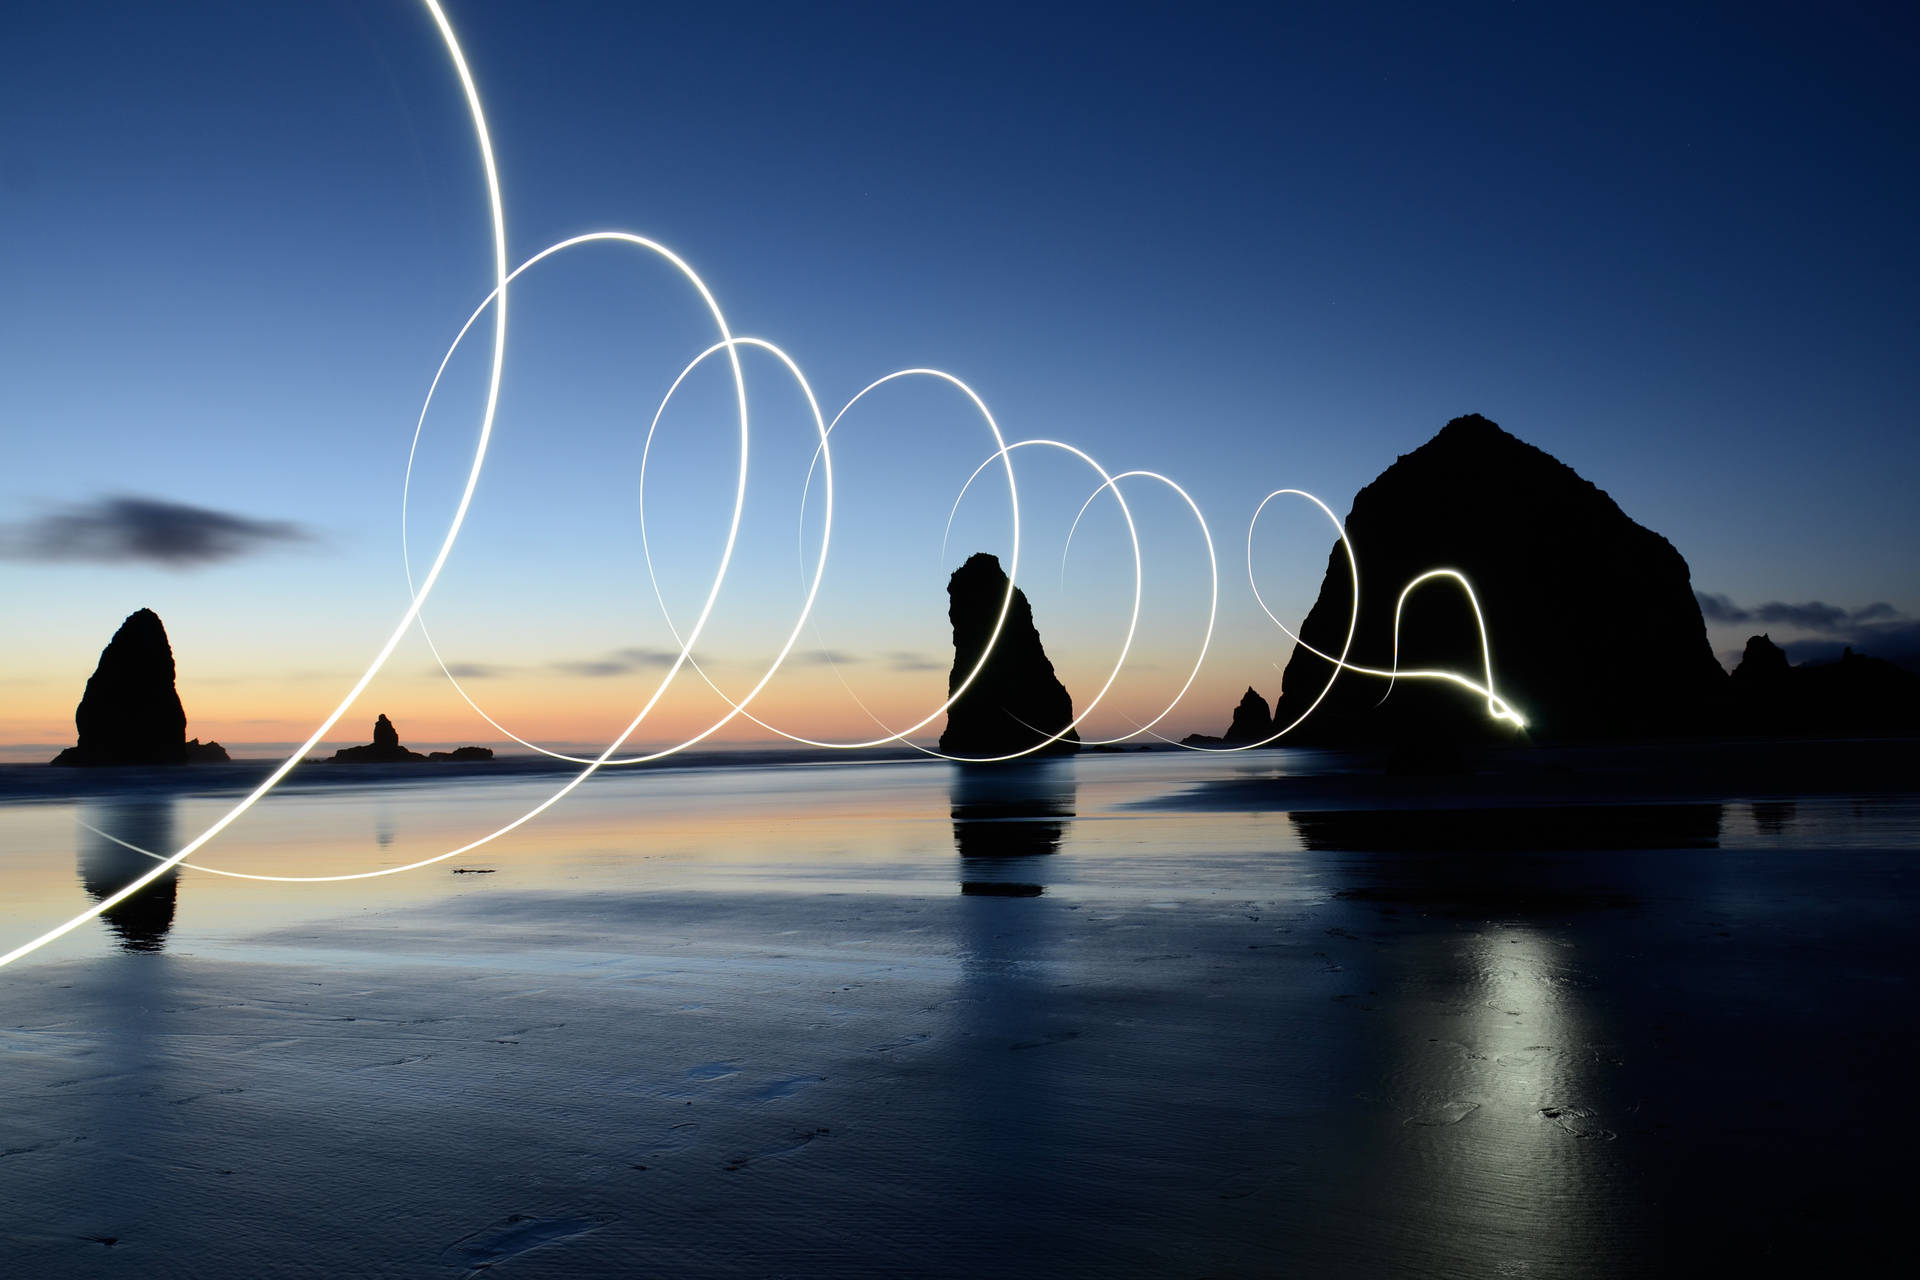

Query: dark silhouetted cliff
[51,609,227,765]
[1271,415,1728,744]
[1731,635,1920,734]
[939,553,1079,759]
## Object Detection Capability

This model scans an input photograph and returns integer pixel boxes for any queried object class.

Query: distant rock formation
[51,608,228,765]
[938,553,1080,758]
[1731,634,1920,734]
[428,745,496,762]
[329,714,425,763]
[328,714,493,763]
[1181,686,1276,747]
[1270,415,1729,744]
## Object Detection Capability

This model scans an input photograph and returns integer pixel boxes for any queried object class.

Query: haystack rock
[51,608,228,765]
[939,553,1080,759]
[1271,415,1728,744]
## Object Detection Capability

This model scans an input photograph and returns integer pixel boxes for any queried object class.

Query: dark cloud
[551,647,683,678]
[886,651,944,672]
[1694,591,1751,624]
[0,494,312,567]
[1695,591,1904,634]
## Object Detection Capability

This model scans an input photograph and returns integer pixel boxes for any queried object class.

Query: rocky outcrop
[428,746,496,762]
[329,714,426,763]
[1270,415,1729,744]
[1224,687,1274,743]
[328,714,494,763]
[1182,686,1277,747]
[51,609,209,766]
[938,553,1079,759]
[1731,636,1920,734]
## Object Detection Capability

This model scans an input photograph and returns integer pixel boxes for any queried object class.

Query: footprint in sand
[752,1076,823,1100]
[353,1053,433,1072]
[1540,1105,1616,1140]
[1406,1100,1481,1127]
[440,1214,608,1274]
[867,1033,930,1053]
[641,1123,700,1157]
[1009,1030,1080,1051]
[722,1128,830,1171]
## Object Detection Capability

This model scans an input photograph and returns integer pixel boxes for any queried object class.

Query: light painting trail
[0,0,1522,969]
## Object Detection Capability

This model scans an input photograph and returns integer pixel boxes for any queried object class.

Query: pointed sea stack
[1271,415,1728,744]
[51,609,226,765]
[939,553,1080,759]
[1223,687,1275,743]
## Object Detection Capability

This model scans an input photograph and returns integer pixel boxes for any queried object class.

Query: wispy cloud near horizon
[550,647,684,678]
[0,494,313,568]
[1698,591,1920,667]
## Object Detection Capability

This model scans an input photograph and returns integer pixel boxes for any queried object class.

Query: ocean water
[0,745,1914,1276]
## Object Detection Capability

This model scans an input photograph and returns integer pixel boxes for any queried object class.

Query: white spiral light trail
[3,1,1525,965]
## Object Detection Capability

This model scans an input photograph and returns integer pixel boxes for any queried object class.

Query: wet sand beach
[1,746,1914,1276]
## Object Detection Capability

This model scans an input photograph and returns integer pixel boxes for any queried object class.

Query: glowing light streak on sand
[2,2,1526,963]
[1242,493,1526,734]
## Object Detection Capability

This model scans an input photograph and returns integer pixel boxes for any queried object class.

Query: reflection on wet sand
[1290,803,1723,852]
[77,798,179,952]
[944,761,1083,1259]
[950,761,1076,896]
[1749,800,1797,835]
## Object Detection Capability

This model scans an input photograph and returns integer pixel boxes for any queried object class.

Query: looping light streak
[1244,494,1525,730]
[1,1,1523,967]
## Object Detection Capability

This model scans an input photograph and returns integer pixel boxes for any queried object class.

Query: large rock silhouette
[939,553,1080,758]
[51,609,227,765]
[1271,415,1728,744]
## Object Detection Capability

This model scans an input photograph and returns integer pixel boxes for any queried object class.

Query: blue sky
[3,1,1916,754]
